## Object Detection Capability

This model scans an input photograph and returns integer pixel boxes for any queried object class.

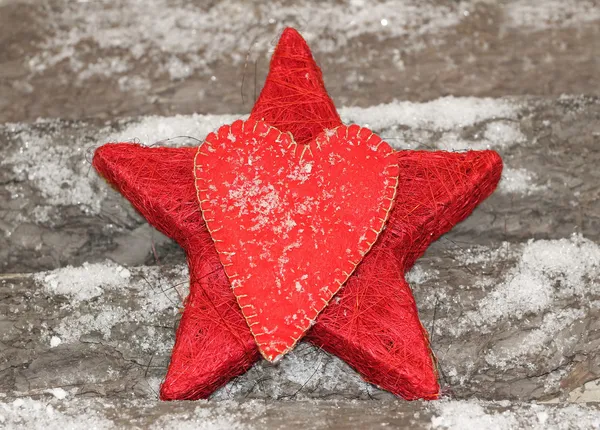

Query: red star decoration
[93,28,502,401]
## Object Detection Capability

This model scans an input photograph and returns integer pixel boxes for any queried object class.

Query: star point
[249,27,342,145]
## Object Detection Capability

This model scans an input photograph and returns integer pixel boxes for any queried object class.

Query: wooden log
[1,96,599,405]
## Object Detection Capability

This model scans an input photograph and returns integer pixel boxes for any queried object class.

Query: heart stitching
[194,119,399,361]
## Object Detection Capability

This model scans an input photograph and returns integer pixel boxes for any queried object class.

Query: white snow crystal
[2,123,106,216]
[431,400,518,429]
[406,264,438,285]
[35,261,132,304]
[104,114,240,147]
[483,121,526,148]
[44,388,68,400]
[49,336,62,348]
[0,398,113,429]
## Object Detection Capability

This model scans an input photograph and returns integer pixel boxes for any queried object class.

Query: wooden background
[1,0,599,427]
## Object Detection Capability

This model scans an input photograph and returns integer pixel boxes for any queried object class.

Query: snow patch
[431,400,518,429]
[484,308,586,368]
[450,234,600,364]
[0,398,112,429]
[2,123,106,216]
[34,263,188,353]
[499,167,547,195]
[406,264,438,285]
[148,401,264,430]
[104,114,240,147]
[505,0,600,30]
[482,121,527,148]
[44,388,68,400]
[29,0,464,83]
[49,336,62,348]
[431,400,600,430]
[340,97,520,133]
[36,261,131,304]
[341,99,528,152]
[104,97,524,154]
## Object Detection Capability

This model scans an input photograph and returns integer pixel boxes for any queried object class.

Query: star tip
[489,149,504,169]
[273,26,312,59]
[92,142,147,177]
[279,26,303,41]
[250,26,342,142]
[91,143,112,171]
[92,142,123,167]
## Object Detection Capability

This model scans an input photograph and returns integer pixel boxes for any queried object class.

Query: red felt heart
[194,119,399,362]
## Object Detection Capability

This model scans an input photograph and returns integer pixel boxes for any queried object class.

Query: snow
[456,234,599,331]
[148,401,261,430]
[36,261,132,304]
[406,265,439,285]
[505,0,600,31]
[1,397,598,428]
[431,400,518,429]
[3,122,106,216]
[99,98,528,155]
[342,98,520,134]
[2,96,538,227]
[499,167,547,195]
[445,234,599,366]
[105,114,240,147]
[34,263,188,353]
[430,399,600,430]
[44,389,68,400]
[101,97,524,150]
[49,336,62,348]
[28,0,464,82]
[0,398,260,430]
[482,121,528,149]
[98,97,542,168]
[26,0,598,88]
[0,398,113,430]
[483,308,586,369]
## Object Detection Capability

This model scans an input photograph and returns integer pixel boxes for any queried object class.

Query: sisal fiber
[249,28,342,144]
[92,27,503,401]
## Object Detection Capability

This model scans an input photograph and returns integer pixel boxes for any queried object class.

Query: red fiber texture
[195,119,399,362]
[92,27,503,401]
[93,144,259,399]
[249,28,342,145]
[306,149,502,399]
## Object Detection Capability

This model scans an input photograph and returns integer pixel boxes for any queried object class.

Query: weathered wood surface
[1,0,599,123]
[1,397,600,429]
[1,96,599,409]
